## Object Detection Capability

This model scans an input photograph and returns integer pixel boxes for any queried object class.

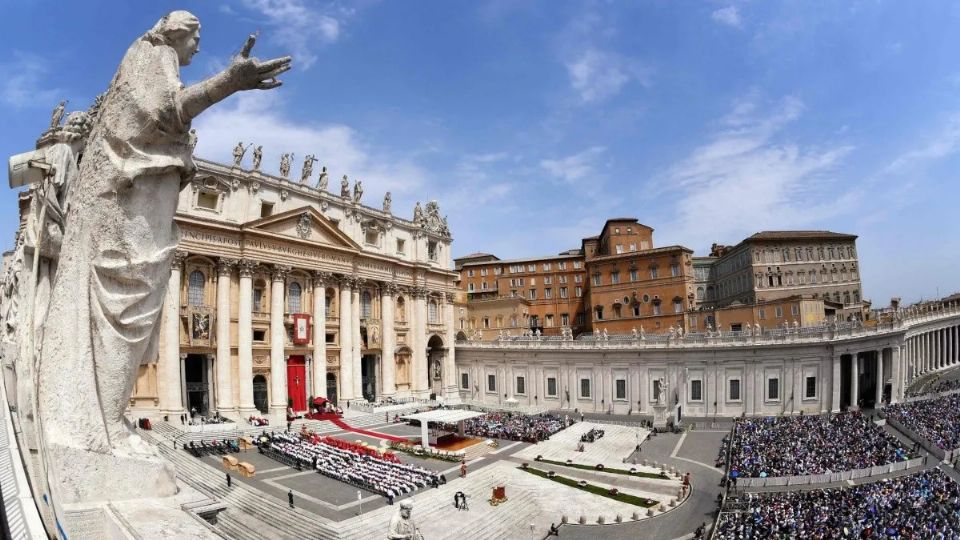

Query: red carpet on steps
[329,417,409,442]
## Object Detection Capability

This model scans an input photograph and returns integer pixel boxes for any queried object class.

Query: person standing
[288,489,294,509]
[460,460,467,478]
[226,472,232,488]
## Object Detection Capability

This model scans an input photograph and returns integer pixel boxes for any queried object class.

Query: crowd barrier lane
[734,457,924,489]
[885,416,950,460]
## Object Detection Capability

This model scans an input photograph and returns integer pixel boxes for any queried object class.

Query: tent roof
[400,409,485,424]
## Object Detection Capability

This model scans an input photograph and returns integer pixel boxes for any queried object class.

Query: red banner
[292,313,311,344]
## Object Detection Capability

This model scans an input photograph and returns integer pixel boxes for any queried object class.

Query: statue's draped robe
[38,33,193,455]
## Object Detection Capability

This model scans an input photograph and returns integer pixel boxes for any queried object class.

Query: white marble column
[339,277,355,402]
[875,349,884,406]
[890,346,902,404]
[215,258,236,413]
[850,353,860,410]
[443,292,457,399]
[312,272,330,399]
[411,287,429,397]
[161,251,186,416]
[352,280,363,400]
[831,354,842,413]
[237,260,256,413]
[381,284,397,398]
[269,266,290,414]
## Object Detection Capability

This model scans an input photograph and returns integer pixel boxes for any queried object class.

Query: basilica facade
[125,157,459,417]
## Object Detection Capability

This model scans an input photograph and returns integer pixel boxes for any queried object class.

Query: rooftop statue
[35,10,290,506]
[316,165,328,191]
[301,154,317,183]
[383,191,391,213]
[49,100,67,130]
[340,174,350,197]
[252,144,263,171]
[353,179,363,203]
[232,141,248,166]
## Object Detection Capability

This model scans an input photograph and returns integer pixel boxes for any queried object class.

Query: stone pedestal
[47,440,176,505]
[652,404,669,429]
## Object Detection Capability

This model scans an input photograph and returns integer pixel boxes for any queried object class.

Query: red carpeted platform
[329,417,411,442]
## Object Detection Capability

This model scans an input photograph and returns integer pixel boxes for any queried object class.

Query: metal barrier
[734,456,924,489]
[884,415,957,461]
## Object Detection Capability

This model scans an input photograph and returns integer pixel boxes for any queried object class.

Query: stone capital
[384,283,401,296]
[410,286,428,299]
[237,259,258,278]
[337,274,354,290]
[217,257,238,277]
[272,265,292,282]
[444,292,456,303]
[172,250,188,271]
[313,271,333,289]
[179,353,188,361]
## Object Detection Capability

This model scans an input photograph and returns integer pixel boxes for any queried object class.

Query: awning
[400,409,486,425]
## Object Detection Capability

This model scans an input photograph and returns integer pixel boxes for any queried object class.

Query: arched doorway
[455,331,467,342]
[253,375,268,414]
[427,335,445,397]
[184,354,211,416]
[326,373,338,406]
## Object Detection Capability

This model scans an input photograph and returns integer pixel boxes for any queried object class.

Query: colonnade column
[160,251,187,416]
[269,266,290,414]
[890,346,902,404]
[875,349,884,406]
[831,354,842,413]
[443,292,457,399]
[215,258,236,413]
[381,284,397,398]
[338,277,355,402]
[312,272,329,399]
[850,353,859,410]
[411,287,429,398]
[237,260,256,413]
[352,280,363,400]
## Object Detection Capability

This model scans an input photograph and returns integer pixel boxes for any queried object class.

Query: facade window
[559,287,568,299]
[729,379,741,401]
[360,291,372,318]
[575,286,583,297]
[629,243,637,252]
[461,373,469,389]
[616,244,624,254]
[197,191,219,211]
[795,247,803,261]
[530,277,536,286]
[576,312,585,326]
[528,264,536,272]
[559,262,567,270]
[188,270,205,306]
[429,301,439,323]
[758,308,765,320]
[481,281,488,290]
[650,266,658,279]
[427,241,438,261]
[652,303,661,316]
[630,269,638,282]
[611,272,620,284]
[480,268,488,277]
[592,274,601,286]
[775,306,783,318]
[543,263,551,271]
[260,201,274,218]
[696,287,704,301]
[613,304,622,318]
[595,306,603,320]
[482,317,490,329]
[575,275,582,284]
[671,264,680,277]
[615,379,626,400]
[467,283,475,292]
[545,288,553,299]
[805,376,817,399]
[653,379,661,402]
[545,314,554,327]
[487,374,496,392]
[792,305,799,316]
[632,305,640,316]
[673,299,682,313]
[467,270,475,277]
[516,376,525,395]
[573,261,582,269]
[396,239,405,254]
[288,282,303,313]
[580,378,591,398]
[559,275,567,284]
[364,230,379,246]
[691,380,703,401]
[547,377,557,396]
[767,378,780,401]
[561,313,569,326]
[325,292,334,317]
[529,289,537,300]
[253,288,264,312]
[544,276,552,285]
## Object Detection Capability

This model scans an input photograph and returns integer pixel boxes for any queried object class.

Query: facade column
[875,349,884,407]
[381,284,397,398]
[352,281,363,400]
[269,265,290,414]
[312,272,330,399]
[215,258,237,413]
[890,346,902,404]
[850,353,860,410]
[411,287,429,397]
[443,292,457,400]
[237,260,256,413]
[831,354,842,413]
[161,251,187,416]
[180,353,188,413]
[338,277,355,402]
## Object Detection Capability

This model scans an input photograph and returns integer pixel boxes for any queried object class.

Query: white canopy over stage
[400,409,486,448]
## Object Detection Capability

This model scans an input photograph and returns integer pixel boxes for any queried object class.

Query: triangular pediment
[243,206,360,249]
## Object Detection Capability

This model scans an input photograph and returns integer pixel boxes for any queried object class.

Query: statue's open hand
[229,34,292,91]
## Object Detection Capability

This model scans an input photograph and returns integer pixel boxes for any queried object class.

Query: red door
[286,355,307,412]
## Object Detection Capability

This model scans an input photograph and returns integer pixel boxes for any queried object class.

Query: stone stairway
[462,440,495,462]
[140,430,338,540]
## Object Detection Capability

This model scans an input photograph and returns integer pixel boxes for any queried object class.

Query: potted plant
[577,480,588,488]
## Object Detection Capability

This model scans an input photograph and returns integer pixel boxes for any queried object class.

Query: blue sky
[2,1,959,305]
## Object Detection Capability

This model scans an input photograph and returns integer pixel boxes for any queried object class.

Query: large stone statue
[340,174,350,197]
[301,154,317,183]
[49,99,67,130]
[279,152,293,177]
[35,11,291,506]
[383,191,392,213]
[252,144,263,171]
[316,165,328,191]
[232,141,248,166]
[353,179,363,203]
[387,500,423,540]
[413,201,424,225]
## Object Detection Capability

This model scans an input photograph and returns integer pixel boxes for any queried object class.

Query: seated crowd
[906,376,960,398]
[262,432,443,501]
[884,393,960,451]
[182,438,239,458]
[445,412,569,443]
[715,469,960,539]
[580,427,605,443]
[729,412,911,477]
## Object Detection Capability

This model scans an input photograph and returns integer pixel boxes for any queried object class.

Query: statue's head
[399,500,413,517]
[148,11,201,66]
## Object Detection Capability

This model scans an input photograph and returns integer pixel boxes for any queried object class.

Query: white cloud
[540,146,606,183]
[1,52,60,109]
[565,49,648,104]
[193,92,427,203]
[883,113,960,174]
[658,96,855,250]
[711,6,742,28]
[239,0,348,69]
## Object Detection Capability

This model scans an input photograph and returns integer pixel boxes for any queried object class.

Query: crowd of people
[262,432,443,501]
[580,427,605,443]
[183,438,239,458]
[715,469,960,539]
[728,412,911,477]
[884,393,960,451]
[444,411,570,442]
[906,376,960,397]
